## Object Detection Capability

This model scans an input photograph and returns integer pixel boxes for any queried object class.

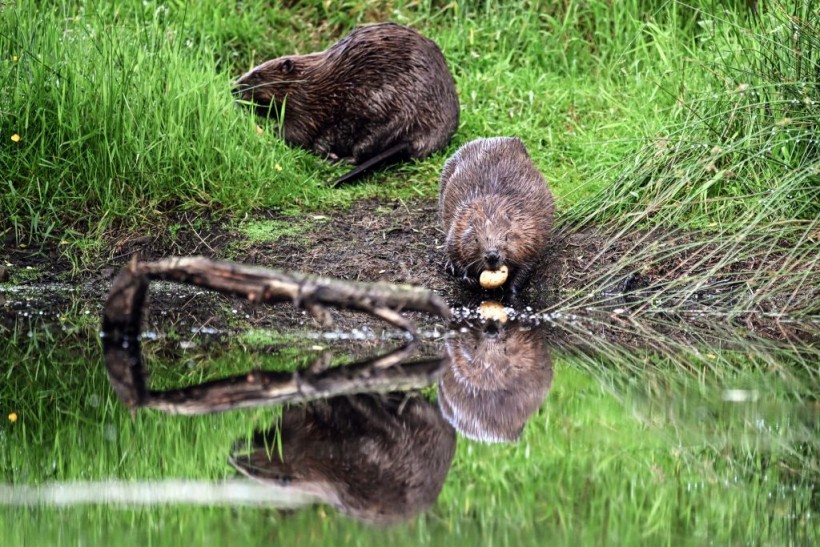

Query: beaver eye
[281,59,295,74]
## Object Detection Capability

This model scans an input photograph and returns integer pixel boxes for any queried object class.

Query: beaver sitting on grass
[233,22,460,186]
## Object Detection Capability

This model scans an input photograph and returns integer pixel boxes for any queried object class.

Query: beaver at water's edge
[439,137,555,295]
[233,22,460,186]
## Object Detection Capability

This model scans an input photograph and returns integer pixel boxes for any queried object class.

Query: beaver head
[447,194,547,279]
[233,53,324,118]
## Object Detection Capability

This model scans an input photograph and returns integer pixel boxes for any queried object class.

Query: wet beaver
[438,320,553,443]
[439,137,555,295]
[233,22,460,186]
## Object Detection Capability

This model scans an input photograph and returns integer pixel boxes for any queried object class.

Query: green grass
[567,2,820,228]
[0,0,703,247]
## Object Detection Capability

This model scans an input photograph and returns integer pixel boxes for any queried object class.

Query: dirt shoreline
[1,197,816,345]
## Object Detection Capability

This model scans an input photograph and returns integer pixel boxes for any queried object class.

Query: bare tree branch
[101,256,451,414]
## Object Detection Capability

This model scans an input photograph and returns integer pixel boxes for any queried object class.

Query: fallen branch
[101,256,451,413]
[110,256,450,332]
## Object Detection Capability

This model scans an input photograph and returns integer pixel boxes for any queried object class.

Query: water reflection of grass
[1,322,815,545]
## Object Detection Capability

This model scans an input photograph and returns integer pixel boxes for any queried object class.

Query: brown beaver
[439,137,555,295]
[438,320,553,443]
[229,392,456,525]
[233,22,460,186]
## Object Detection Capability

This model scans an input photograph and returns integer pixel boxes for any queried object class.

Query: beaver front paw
[461,272,479,288]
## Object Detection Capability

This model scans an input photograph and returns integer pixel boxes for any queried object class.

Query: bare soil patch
[1,197,816,345]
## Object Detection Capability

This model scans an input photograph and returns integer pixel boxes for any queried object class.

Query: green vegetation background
[3,0,815,247]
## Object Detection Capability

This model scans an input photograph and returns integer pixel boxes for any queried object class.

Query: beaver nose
[231,79,246,96]
[485,250,501,268]
[484,322,500,336]
[232,71,256,96]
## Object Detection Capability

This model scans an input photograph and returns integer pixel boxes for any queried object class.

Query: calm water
[1,279,817,546]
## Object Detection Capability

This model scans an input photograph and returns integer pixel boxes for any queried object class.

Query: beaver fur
[439,137,555,294]
[234,22,460,186]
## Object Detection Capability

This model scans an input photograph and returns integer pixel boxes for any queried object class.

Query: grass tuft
[566,2,820,229]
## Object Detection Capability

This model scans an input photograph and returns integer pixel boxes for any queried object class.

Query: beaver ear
[281,59,295,74]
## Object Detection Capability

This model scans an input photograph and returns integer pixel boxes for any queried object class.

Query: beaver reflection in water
[229,393,456,525]
[233,22,460,186]
[438,320,553,443]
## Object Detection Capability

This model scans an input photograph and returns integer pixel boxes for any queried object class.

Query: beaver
[438,320,553,443]
[439,137,555,295]
[229,392,456,525]
[233,22,460,186]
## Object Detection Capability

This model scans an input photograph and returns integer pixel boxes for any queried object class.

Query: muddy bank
[1,198,816,345]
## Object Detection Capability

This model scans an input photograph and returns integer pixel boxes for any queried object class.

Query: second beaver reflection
[439,318,553,443]
[230,393,456,525]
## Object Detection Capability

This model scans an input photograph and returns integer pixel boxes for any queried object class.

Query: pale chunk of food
[479,265,509,289]
[479,300,508,324]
